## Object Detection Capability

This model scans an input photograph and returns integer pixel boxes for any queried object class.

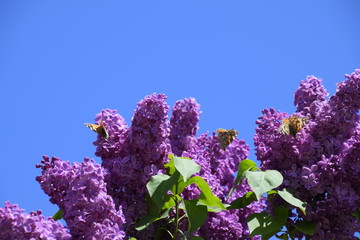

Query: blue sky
[1,0,359,236]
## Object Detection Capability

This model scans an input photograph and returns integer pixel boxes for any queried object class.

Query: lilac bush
[254,70,360,239]
[3,70,358,239]
[181,133,264,239]
[0,201,71,240]
[92,94,262,239]
[36,156,126,239]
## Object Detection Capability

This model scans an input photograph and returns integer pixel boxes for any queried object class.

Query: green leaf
[162,194,181,210]
[135,214,158,231]
[245,170,283,200]
[227,191,257,209]
[135,208,172,231]
[146,172,180,209]
[294,219,316,235]
[145,194,159,215]
[52,209,63,220]
[175,176,226,211]
[177,229,187,240]
[275,233,289,239]
[261,231,278,240]
[177,177,193,194]
[248,207,288,237]
[184,199,207,233]
[267,190,278,195]
[190,176,226,210]
[277,188,307,215]
[238,159,258,174]
[191,236,204,240]
[165,154,176,175]
[173,155,201,182]
[352,207,360,219]
[227,159,257,199]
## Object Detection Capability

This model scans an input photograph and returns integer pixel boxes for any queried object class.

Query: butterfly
[217,128,238,150]
[278,116,309,137]
[84,120,109,139]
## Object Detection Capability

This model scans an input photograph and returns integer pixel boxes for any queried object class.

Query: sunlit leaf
[277,188,307,215]
[52,209,63,221]
[147,172,179,209]
[248,207,288,237]
[227,159,257,199]
[173,155,201,182]
[246,170,283,200]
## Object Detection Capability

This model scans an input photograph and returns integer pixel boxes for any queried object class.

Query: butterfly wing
[279,116,309,137]
[217,128,238,150]
[278,119,291,135]
[288,116,309,137]
[84,123,100,132]
[84,121,109,139]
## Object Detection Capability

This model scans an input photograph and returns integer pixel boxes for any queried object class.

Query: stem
[173,184,179,240]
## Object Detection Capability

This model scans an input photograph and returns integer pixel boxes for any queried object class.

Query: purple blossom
[96,94,171,238]
[93,108,129,161]
[36,156,126,239]
[254,70,360,239]
[169,97,201,156]
[182,132,264,239]
[88,94,263,239]
[294,75,328,114]
[0,201,71,240]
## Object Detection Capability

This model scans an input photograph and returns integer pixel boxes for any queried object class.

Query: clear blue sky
[1,0,359,233]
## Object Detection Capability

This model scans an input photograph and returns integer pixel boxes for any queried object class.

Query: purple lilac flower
[93,108,129,161]
[182,132,264,239]
[89,94,263,239]
[0,201,71,240]
[95,94,171,238]
[254,70,360,239]
[169,97,201,156]
[36,156,126,239]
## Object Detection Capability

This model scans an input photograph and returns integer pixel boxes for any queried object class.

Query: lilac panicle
[169,97,201,156]
[0,201,71,240]
[93,108,129,161]
[127,93,171,164]
[254,70,360,239]
[294,75,328,114]
[36,156,126,239]
[96,94,171,238]
[182,132,263,239]
[90,94,263,239]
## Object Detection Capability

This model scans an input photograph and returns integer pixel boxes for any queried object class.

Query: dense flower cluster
[91,95,262,239]
[170,99,263,239]
[0,201,71,240]
[254,70,360,239]
[92,94,171,238]
[181,133,263,239]
[169,97,201,156]
[36,156,126,239]
[9,72,358,239]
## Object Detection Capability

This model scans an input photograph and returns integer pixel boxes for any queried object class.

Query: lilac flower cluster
[254,70,360,239]
[0,201,71,240]
[181,133,263,239]
[90,95,262,239]
[93,94,171,238]
[1,93,264,239]
[169,97,201,156]
[36,156,126,239]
